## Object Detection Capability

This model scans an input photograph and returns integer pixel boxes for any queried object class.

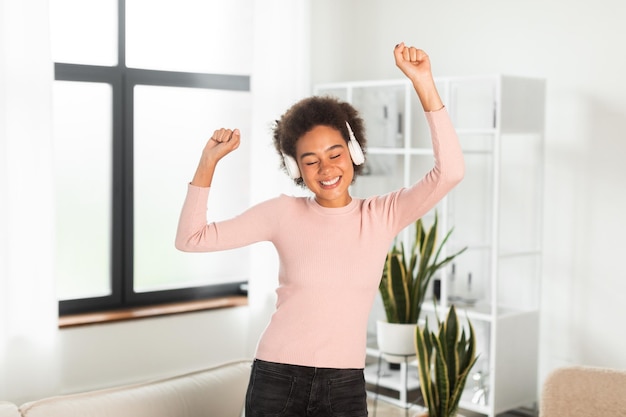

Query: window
[51,0,252,315]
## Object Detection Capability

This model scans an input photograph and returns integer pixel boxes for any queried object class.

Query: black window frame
[57,0,250,316]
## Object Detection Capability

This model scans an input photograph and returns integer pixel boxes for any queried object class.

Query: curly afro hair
[272,95,367,187]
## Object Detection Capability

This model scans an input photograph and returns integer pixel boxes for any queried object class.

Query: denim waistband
[253,358,364,375]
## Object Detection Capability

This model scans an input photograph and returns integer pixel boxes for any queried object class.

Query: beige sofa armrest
[0,401,20,417]
[540,365,626,417]
[20,360,252,417]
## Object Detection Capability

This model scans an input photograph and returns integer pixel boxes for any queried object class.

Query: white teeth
[321,177,340,186]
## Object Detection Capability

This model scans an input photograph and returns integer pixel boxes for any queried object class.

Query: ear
[282,153,301,179]
[345,121,365,165]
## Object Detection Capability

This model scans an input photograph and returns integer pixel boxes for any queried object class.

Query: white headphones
[282,121,365,179]
[345,121,366,165]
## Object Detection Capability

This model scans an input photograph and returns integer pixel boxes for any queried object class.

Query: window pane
[53,81,113,300]
[50,0,118,66]
[133,85,251,292]
[126,0,253,73]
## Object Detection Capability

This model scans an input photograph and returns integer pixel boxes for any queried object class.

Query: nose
[318,158,331,174]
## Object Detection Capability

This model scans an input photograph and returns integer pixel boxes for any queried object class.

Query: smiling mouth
[320,176,340,186]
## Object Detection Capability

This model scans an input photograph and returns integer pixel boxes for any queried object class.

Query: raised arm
[385,43,465,230]
[393,42,443,112]
[175,127,241,251]
[190,128,241,187]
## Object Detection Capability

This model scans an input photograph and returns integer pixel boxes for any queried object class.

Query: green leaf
[414,306,479,417]
[433,336,450,416]
[379,252,397,323]
[388,252,409,322]
[379,210,467,326]
[415,322,436,414]
[449,354,479,415]
[445,306,459,393]
[417,216,438,283]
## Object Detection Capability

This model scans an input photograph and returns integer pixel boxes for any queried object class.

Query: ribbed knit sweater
[175,107,464,369]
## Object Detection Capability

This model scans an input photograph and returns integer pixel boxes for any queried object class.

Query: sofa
[0,359,252,417]
[540,365,626,417]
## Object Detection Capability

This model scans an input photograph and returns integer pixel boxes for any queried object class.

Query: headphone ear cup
[348,138,365,165]
[282,153,301,179]
[345,121,365,165]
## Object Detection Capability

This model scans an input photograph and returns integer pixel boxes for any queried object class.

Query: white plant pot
[376,320,418,364]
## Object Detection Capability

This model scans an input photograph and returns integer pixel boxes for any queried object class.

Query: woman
[175,42,464,417]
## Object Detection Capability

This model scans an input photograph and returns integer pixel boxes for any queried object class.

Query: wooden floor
[367,397,538,417]
[367,397,424,417]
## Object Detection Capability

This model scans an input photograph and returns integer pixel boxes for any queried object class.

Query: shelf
[316,74,545,417]
[460,399,491,416]
[364,362,420,392]
[421,300,539,322]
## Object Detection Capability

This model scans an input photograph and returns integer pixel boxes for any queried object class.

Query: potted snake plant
[376,212,466,361]
[415,305,478,417]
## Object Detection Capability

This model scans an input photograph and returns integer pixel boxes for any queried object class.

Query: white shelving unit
[315,75,546,417]
[364,346,420,409]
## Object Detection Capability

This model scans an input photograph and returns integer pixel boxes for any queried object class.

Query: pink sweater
[175,108,464,369]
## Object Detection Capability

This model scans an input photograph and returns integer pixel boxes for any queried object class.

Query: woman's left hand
[393,42,433,84]
[393,42,443,112]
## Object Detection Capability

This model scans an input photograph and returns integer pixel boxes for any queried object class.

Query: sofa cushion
[540,365,626,417]
[0,402,20,417]
[20,360,251,417]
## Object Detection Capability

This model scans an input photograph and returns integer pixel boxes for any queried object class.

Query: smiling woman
[174,42,464,416]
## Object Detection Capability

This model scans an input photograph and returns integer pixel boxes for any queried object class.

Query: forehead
[296,125,345,155]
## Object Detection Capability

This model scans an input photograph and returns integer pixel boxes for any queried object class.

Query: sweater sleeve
[174,184,277,252]
[386,106,465,232]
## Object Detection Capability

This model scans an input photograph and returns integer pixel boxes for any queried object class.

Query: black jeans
[245,359,368,417]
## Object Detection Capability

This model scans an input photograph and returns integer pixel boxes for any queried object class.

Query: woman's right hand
[201,128,241,164]
[191,128,241,187]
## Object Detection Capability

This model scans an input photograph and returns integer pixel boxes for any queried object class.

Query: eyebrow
[299,144,345,161]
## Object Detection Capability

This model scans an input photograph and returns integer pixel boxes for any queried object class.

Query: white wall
[309,0,626,385]
[58,307,249,395]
